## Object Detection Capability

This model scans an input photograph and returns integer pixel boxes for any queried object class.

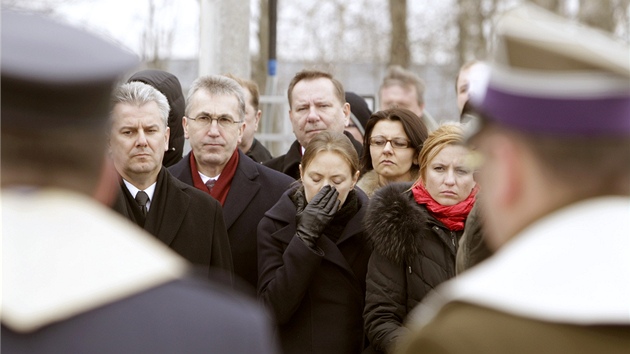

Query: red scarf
[190,149,240,206]
[411,182,478,231]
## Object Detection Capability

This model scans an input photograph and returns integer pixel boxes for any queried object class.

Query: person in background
[1,10,278,353]
[264,70,363,180]
[455,60,482,114]
[127,69,186,167]
[379,65,438,132]
[455,60,493,274]
[258,131,371,354]
[363,124,477,353]
[345,91,372,145]
[357,108,428,198]
[398,4,630,354]
[224,74,274,163]
[169,74,293,291]
[110,81,233,279]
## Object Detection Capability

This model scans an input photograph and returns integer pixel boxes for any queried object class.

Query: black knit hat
[345,92,372,134]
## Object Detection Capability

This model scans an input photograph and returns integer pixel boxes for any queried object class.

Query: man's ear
[93,156,120,207]
[182,116,189,139]
[255,110,262,130]
[342,102,351,125]
[164,126,170,151]
[491,135,523,209]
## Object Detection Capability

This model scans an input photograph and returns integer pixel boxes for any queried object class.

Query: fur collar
[357,169,420,199]
[364,182,433,265]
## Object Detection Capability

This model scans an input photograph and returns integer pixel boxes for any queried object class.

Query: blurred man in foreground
[1,10,277,353]
[398,4,630,354]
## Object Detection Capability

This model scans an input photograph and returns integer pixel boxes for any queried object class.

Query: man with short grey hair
[379,65,438,132]
[110,81,233,279]
[170,75,293,290]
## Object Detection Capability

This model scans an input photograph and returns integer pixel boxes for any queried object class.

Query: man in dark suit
[110,81,233,279]
[264,70,363,180]
[169,75,294,290]
[1,10,278,353]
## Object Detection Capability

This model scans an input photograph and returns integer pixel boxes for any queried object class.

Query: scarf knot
[411,183,478,231]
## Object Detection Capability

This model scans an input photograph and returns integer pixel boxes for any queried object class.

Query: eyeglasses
[369,135,411,149]
[186,115,242,128]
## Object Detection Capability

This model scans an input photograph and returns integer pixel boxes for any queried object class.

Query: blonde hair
[417,123,466,184]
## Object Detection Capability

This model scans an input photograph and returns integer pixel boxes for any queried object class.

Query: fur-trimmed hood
[364,182,434,265]
[357,170,420,198]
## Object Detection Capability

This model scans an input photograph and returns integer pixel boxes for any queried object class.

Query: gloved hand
[295,185,340,249]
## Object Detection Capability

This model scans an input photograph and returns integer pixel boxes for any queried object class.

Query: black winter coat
[363,182,462,353]
[258,187,371,354]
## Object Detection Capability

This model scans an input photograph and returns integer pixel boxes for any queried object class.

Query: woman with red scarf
[362,124,477,354]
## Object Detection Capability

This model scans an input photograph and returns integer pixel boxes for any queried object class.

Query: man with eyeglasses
[169,75,294,292]
[110,81,233,281]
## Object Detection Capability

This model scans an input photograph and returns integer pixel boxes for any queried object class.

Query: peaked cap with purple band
[469,4,630,137]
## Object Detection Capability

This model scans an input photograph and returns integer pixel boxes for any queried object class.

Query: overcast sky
[54,0,200,59]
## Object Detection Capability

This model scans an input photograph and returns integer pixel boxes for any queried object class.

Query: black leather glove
[295,185,340,249]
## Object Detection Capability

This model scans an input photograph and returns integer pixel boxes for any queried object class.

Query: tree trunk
[579,0,615,32]
[389,0,410,68]
[456,0,486,68]
[252,0,269,92]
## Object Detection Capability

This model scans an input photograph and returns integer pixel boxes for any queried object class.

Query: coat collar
[411,197,630,326]
[2,188,187,332]
[365,182,455,265]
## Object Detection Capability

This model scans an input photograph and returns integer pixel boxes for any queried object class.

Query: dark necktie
[205,179,216,192]
[135,191,149,216]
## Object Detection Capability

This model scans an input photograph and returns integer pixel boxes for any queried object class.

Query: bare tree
[142,0,176,70]
[252,0,269,93]
[389,0,410,68]
[578,0,616,32]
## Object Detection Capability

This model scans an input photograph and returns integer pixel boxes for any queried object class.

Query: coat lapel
[144,169,188,246]
[222,151,261,229]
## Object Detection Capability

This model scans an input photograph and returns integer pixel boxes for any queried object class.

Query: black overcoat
[258,187,371,354]
[112,167,233,278]
[169,150,294,289]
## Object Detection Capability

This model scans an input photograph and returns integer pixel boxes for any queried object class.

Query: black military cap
[1,10,138,128]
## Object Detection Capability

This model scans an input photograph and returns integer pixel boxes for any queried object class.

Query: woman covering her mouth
[258,131,372,354]
[363,123,478,353]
